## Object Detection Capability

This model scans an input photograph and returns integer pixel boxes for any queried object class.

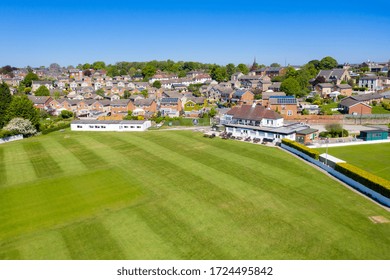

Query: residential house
[359,76,381,92]
[339,97,372,115]
[160,97,182,117]
[110,99,135,117]
[134,98,157,117]
[316,69,351,84]
[27,96,53,110]
[183,96,206,117]
[268,82,282,92]
[231,90,254,105]
[334,84,352,96]
[255,67,287,78]
[315,83,334,98]
[262,91,286,107]
[31,80,53,92]
[268,96,298,117]
[239,75,263,89]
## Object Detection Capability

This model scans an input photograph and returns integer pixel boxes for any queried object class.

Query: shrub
[4,118,37,137]
[60,110,74,119]
[335,163,390,199]
[41,122,70,135]
[282,138,320,159]
[0,129,17,138]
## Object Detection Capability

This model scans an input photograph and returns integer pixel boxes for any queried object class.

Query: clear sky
[1,0,389,67]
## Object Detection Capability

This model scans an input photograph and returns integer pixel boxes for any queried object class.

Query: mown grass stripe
[22,141,62,178]
[60,220,126,260]
[3,143,37,186]
[0,148,6,186]
[56,136,108,169]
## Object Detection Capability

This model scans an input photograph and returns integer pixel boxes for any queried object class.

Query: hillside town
[1,57,390,145]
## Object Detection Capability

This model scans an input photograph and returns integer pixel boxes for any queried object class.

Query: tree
[270,62,281,67]
[226,63,236,78]
[320,56,338,70]
[0,82,12,128]
[237,63,249,74]
[152,80,162,89]
[22,72,39,87]
[24,87,32,94]
[142,64,157,79]
[123,90,131,99]
[210,66,228,82]
[60,110,73,119]
[35,85,50,96]
[5,95,40,129]
[280,77,301,96]
[92,61,106,70]
[4,118,37,137]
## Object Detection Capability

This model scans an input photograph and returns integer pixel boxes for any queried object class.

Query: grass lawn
[372,105,390,114]
[0,130,389,259]
[320,102,341,115]
[317,143,390,181]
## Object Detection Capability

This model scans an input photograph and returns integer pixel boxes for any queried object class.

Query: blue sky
[1,0,390,67]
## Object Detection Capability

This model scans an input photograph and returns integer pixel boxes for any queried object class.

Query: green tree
[92,61,106,70]
[270,62,281,67]
[0,82,12,128]
[237,63,249,74]
[22,72,39,87]
[60,110,73,119]
[210,66,228,82]
[280,77,301,96]
[123,90,131,99]
[142,64,157,79]
[320,56,338,70]
[5,95,40,129]
[152,80,162,89]
[24,87,32,94]
[35,85,50,96]
[226,63,236,78]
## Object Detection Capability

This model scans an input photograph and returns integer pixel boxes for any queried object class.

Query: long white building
[71,120,151,132]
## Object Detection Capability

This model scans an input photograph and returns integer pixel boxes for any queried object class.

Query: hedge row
[41,123,70,135]
[335,162,390,199]
[282,138,320,160]
[0,130,18,138]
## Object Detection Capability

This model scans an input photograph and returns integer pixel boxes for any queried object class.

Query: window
[124,126,128,128]
[137,126,141,128]
[77,125,82,128]
[131,126,134,128]
[95,126,100,128]
[287,110,293,116]
[89,125,94,128]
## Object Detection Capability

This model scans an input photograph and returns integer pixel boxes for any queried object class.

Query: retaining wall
[281,143,390,207]
[0,134,23,144]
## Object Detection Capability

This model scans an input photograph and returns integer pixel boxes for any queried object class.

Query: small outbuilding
[359,130,388,141]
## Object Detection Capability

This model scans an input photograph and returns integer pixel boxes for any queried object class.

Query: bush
[335,163,390,199]
[324,123,348,137]
[41,122,70,135]
[282,138,320,159]
[4,118,37,137]
[60,110,74,119]
[0,130,17,138]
